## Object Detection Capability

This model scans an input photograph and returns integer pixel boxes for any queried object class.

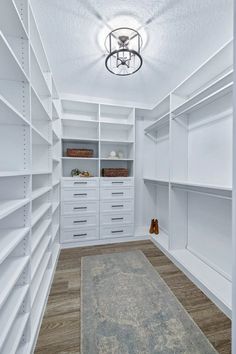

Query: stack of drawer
[100,177,134,239]
[61,178,99,243]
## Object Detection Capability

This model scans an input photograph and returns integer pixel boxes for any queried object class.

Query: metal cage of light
[105,27,143,76]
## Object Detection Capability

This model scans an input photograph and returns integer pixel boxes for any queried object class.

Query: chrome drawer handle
[112,205,124,208]
[112,192,124,195]
[73,220,87,223]
[111,230,124,233]
[73,233,87,237]
[74,181,87,184]
[74,193,87,196]
[112,217,124,220]
[73,206,87,210]
[112,181,124,184]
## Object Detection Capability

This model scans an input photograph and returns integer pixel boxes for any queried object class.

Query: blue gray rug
[81,251,218,354]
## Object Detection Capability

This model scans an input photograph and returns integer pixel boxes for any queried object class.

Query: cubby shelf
[100,139,134,145]
[62,137,99,143]
[0,284,29,351]
[0,199,30,221]
[0,95,30,126]
[0,227,30,264]
[0,256,30,308]
[0,30,29,82]
[61,157,99,161]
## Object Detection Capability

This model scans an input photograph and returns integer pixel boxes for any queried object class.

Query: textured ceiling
[31,0,233,108]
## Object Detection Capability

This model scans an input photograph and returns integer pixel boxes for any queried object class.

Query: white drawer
[62,178,99,188]
[62,213,98,229]
[62,188,99,201]
[100,211,134,226]
[62,201,99,215]
[100,187,134,200]
[61,227,99,243]
[100,178,134,187]
[100,224,134,239]
[100,200,134,213]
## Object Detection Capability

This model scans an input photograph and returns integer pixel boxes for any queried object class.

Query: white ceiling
[31,0,233,108]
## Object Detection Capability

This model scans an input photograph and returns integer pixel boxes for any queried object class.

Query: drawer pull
[112,217,124,221]
[74,206,87,210]
[74,193,87,196]
[112,192,124,195]
[111,230,124,234]
[73,220,87,223]
[73,233,87,237]
[74,181,87,185]
[112,181,124,184]
[112,205,124,208]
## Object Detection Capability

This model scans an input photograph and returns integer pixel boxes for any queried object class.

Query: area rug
[81,251,218,354]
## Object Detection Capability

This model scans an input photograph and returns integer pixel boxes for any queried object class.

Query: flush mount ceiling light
[105,27,143,76]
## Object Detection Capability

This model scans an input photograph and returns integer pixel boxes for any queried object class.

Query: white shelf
[143,177,169,185]
[171,181,232,198]
[0,227,30,264]
[170,249,232,317]
[31,235,51,280]
[52,224,59,243]
[30,45,51,97]
[0,199,30,221]
[0,95,30,126]
[172,82,233,118]
[100,121,134,127]
[62,157,99,160]
[62,137,99,143]
[2,312,29,354]
[0,171,30,177]
[31,252,51,307]
[0,256,29,309]
[100,139,134,145]
[52,202,59,214]
[0,284,29,350]
[31,86,51,122]
[53,157,60,163]
[32,220,51,254]
[100,158,133,161]
[144,112,170,134]
[32,125,52,145]
[52,180,60,187]
[0,30,29,82]
[32,170,52,175]
[32,203,51,227]
[0,0,28,39]
[32,186,51,201]
[53,129,60,142]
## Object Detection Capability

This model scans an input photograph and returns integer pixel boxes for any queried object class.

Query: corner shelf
[143,177,169,185]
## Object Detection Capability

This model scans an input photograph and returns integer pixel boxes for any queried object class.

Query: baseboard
[60,235,149,249]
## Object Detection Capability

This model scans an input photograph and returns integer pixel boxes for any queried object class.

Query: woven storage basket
[101,168,129,177]
[66,148,93,158]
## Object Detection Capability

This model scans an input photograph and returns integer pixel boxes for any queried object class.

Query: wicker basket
[101,168,129,177]
[66,148,94,158]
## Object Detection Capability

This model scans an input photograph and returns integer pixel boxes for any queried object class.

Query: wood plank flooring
[35,240,231,354]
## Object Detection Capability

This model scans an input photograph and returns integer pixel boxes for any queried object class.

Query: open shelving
[138,39,233,317]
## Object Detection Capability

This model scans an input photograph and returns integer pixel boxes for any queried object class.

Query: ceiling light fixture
[105,27,143,76]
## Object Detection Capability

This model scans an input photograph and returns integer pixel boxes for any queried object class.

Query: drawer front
[100,200,134,213]
[61,227,99,243]
[62,188,99,201]
[62,201,99,215]
[62,178,99,188]
[100,212,134,226]
[62,214,98,229]
[100,187,134,200]
[100,178,134,187]
[100,224,134,239]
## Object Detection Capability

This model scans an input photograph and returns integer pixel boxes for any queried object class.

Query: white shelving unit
[0,1,60,353]
[137,39,233,318]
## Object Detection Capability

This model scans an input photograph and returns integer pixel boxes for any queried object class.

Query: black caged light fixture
[105,27,143,76]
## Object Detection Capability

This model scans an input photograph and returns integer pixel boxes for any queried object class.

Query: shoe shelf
[0,284,29,351]
[0,227,30,264]
[31,234,51,281]
[31,251,51,307]
[31,203,51,227]
[31,219,51,254]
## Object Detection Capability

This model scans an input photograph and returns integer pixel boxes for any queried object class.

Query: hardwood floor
[35,240,231,354]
